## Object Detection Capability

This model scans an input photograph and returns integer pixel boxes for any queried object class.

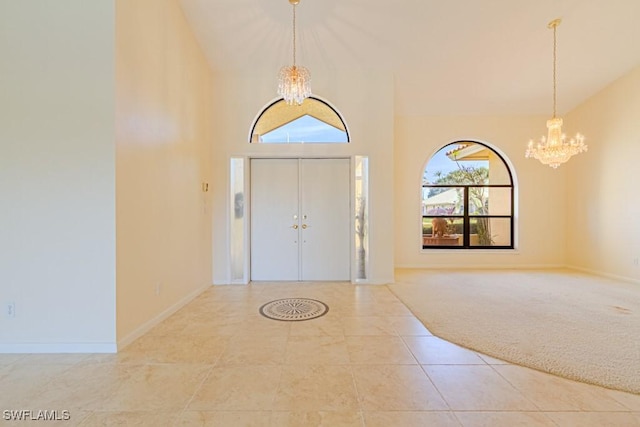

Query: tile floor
[1,282,639,426]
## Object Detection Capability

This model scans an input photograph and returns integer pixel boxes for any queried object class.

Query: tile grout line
[171,318,228,425]
[341,302,369,427]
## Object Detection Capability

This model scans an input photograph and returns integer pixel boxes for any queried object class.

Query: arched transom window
[422,141,514,249]
[250,96,349,144]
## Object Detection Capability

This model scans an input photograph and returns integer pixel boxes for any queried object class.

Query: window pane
[486,154,511,185]
[251,97,349,144]
[422,217,463,247]
[424,142,489,185]
[260,115,348,143]
[422,187,463,215]
[469,187,512,216]
[355,156,369,280]
[469,217,511,247]
[230,157,245,282]
[423,142,511,186]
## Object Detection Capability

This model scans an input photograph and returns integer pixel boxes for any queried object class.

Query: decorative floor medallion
[259,298,329,321]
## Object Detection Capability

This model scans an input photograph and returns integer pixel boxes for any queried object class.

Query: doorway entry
[250,158,350,281]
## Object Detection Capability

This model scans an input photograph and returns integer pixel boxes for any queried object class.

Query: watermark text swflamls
[3,410,71,421]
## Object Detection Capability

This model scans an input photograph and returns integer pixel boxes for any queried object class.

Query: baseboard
[354,280,386,285]
[395,264,566,270]
[565,265,640,285]
[0,342,117,354]
[359,277,395,285]
[213,279,249,285]
[117,283,211,350]
[214,279,393,285]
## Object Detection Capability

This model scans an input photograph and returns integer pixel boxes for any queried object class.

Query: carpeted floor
[390,269,640,394]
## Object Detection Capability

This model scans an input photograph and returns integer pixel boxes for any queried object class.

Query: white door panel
[250,159,299,281]
[300,159,350,280]
[251,158,350,281]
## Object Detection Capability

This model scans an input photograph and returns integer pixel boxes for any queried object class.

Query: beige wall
[116,0,213,343]
[0,1,116,351]
[566,66,640,282]
[395,115,569,268]
[211,71,395,284]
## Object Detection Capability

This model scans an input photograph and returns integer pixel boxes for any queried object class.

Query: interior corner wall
[565,66,640,283]
[211,70,395,285]
[394,115,568,269]
[116,0,213,343]
[0,2,116,352]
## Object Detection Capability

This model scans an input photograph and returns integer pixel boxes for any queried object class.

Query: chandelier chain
[552,23,557,118]
[292,3,297,66]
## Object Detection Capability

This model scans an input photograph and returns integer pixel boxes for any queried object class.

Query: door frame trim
[228,154,372,284]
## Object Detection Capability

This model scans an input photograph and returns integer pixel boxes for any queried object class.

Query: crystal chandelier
[277,0,311,105]
[526,19,587,169]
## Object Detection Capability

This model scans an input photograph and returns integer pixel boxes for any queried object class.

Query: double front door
[250,158,350,281]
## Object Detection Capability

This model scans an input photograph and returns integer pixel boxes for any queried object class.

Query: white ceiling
[179,0,640,116]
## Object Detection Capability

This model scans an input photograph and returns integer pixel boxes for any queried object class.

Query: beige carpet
[390,269,640,394]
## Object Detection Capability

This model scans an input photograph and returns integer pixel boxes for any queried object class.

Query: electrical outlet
[633,258,639,267]
[155,283,162,296]
[6,302,15,318]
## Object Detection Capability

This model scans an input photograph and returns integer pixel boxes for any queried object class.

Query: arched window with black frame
[422,141,514,249]
[249,96,349,144]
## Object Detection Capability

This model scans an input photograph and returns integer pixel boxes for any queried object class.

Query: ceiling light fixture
[277,0,311,105]
[526,18,587,169]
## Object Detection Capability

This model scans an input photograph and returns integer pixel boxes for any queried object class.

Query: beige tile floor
[1,282,639,426]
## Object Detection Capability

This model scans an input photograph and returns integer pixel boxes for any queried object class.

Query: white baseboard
[353,280,385,285]
[394,264,565,270]
[213,282,247,286]
[565,265,640,285]
[0,342,117,354]
[117,283,211,350]
[358,277,395,285]
[213,279,250,285]
[215,279,394,285]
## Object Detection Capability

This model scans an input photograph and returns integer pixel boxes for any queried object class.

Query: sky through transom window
[259,115,348,143]
[250,97,349,144]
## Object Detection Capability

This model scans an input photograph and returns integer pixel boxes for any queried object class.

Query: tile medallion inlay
[259,298,329,322]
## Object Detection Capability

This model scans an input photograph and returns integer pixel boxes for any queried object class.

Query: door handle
[291,224,299,229]
[301,224,308,229]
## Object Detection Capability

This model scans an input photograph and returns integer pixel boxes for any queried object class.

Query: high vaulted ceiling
[179,0,640,116]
